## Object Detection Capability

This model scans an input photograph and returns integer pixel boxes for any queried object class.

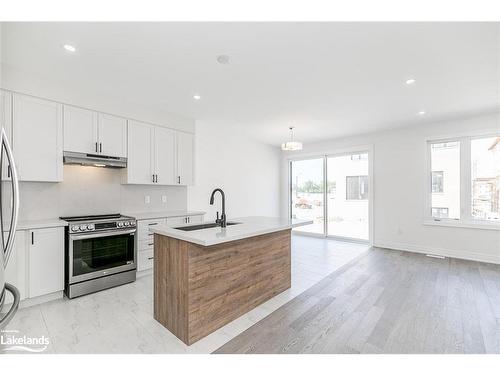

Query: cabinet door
[98,113,127,157]
[188,215,204,224]
[154,126,176,185]
[127,121,154,184]
[63,105,98,154]
[0,90,12,181]
[13,94,63,182]
[3,230,27,303]
[166,216,187,227]
[28,227,64,298]
[176,132,194,185]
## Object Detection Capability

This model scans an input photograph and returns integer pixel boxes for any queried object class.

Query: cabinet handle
[148,257,154,260]
[148,243,154,246]
[31,231,34,245]
[178,176,181,184]
[148,222,158,226]
[7,166,10,178]
[95,142,98,152]
[155,174,158,183]
[152,174,155,183]
[99,142,102,153]
[188,217,190,223]
[148,233,153,236]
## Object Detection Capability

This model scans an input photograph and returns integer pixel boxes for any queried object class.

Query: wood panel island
[149,216,311,345]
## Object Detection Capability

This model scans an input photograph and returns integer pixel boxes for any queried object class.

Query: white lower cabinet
[28,227,64,299]
[166,215,203,227]
[3,231,27,303]
[135,214,204,272]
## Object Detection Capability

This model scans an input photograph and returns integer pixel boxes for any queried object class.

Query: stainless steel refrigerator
[0,127,20,329]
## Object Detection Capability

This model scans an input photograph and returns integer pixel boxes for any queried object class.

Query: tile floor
[1,235,369,354]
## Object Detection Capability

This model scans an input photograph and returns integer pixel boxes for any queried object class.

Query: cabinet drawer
[138,239,154,252]
[137,249,154,272]
[166,215,203,227]
[137,218,165,240]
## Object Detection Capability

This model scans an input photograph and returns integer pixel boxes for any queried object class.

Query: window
[431,207,449,218]
[346,175,369,200]
[427,135,500,225]
[471,137,500,221]
[431,171,444,193]
[430,141,460,219]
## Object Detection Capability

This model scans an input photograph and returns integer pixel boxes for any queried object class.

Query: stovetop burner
[60,213,122,222]
[60,213,136,233]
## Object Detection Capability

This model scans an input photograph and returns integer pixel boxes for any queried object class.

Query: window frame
[425,132,500,230]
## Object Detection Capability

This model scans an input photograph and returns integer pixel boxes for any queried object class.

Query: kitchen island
[149,216,311,345]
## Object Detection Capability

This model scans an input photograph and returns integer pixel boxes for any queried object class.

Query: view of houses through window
[471,136,500,221]
[430,141,460,219]
[290,152,369,240]
[429,136,500,222]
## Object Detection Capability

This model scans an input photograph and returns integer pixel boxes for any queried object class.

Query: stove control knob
[80,224,88,231]
[117,222,123,227]
[88,224,95,231]
[130,221,136,227]
[71,225,80,232]
[124,221,130,227]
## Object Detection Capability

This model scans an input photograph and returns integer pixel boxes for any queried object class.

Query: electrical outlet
[144,195,151,204]
[161,195,167,203]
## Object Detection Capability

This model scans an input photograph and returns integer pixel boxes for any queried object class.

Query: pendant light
[281,126,303,151]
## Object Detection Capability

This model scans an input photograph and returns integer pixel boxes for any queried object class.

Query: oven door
[69,229,136,284]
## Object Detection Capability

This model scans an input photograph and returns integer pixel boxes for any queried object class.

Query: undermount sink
[174,222,241,231]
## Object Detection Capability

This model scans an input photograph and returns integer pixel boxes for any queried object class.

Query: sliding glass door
[290,151,370,241]
[290,158,325,235]
[326,153,369,240]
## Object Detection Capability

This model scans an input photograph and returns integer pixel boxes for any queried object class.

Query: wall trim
[374,240,500,265]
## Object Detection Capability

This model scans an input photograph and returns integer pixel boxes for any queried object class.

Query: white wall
[15,166,187,221]
[281,112,500,264]
[188,121,281,222]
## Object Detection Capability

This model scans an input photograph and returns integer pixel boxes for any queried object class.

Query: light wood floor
[214,247,500,354]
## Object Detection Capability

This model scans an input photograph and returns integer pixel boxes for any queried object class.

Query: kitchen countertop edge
[149,216,313,247]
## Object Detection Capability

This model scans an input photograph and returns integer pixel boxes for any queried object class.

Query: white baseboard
[17,291,64,309]
[374,241,500,265]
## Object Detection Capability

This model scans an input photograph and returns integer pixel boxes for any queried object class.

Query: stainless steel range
[60,214,137,298]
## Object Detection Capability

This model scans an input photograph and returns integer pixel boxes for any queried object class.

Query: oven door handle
[70,229,136,240]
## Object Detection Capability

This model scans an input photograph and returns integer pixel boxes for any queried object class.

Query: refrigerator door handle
[1,127,19,266]
[0,283,20,329]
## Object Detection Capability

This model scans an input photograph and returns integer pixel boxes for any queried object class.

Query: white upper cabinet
[0,90,13,181]
[154,126,176,185]
[98,113,127,158]
[63,105,98,154]
[127,120,154,184]
[125,121,176,185]
[176,132,194,186]
[13,94,63,182]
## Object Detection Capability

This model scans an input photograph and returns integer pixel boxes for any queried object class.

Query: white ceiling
[1,22,499,145]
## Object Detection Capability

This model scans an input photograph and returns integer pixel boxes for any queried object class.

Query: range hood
[63,151,127,168]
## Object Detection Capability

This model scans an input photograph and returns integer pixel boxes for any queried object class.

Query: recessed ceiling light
[418,111,426,115]
[405,78,416,85]
[193,94,201,100]
[216,55,230,65]
[63,44,76,52]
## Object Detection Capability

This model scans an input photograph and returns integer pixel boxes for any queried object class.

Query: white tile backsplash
[9,165,187,220]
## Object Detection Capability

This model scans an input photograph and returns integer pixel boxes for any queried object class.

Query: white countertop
[123,210,206,221]
[13,218,68,230]
[149,216,313,246]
